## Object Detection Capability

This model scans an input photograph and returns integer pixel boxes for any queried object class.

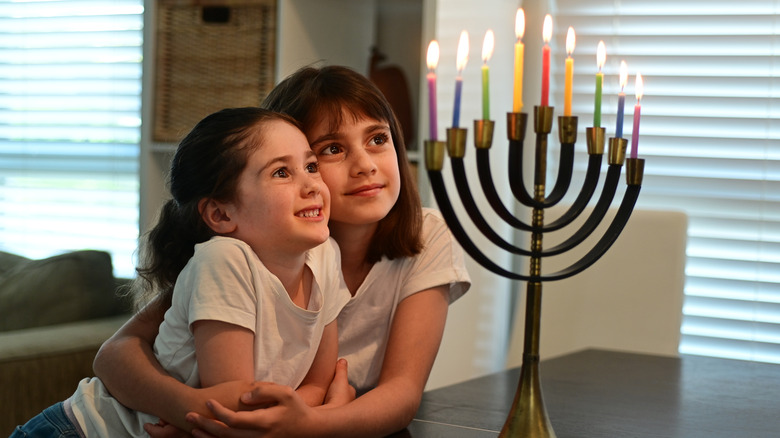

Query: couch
[0,250,132,434]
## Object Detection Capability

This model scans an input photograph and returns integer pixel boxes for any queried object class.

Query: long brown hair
[262,65,423,263]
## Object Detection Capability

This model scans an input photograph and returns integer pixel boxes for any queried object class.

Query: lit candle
[564,27,576,116]
[513,9,525,113]
[541,14,552,107]
[453,31,469,128]
[481,29,494,120]
[631,73,644,159]
[594,40,606,127]
[615,60,628,138]
[426,40,439,140]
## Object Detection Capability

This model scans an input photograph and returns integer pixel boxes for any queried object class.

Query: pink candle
[426,41,440,140]
[541,15,552,107]
[631,73,644,159]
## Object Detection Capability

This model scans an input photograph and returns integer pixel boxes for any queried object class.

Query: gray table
[390,349,779,437]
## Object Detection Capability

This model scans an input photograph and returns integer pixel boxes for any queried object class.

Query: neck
[258,251,310,308]
[329,221,376,295]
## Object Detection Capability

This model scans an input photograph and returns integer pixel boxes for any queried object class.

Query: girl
[11,108,349,437]
[93,66,471,437]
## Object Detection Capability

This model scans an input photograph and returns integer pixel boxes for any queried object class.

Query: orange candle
[513,9,525,113]
[564,27,575,116]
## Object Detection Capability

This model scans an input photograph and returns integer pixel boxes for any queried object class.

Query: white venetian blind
[550,0,780,362]
[0,0,143,277]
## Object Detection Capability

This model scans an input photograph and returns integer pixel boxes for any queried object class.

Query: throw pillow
[0,250,129,332]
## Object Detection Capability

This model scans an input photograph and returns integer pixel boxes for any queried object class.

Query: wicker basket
[153,0,277,142]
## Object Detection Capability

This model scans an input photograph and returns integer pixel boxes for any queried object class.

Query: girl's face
[226,120,330,259]
[307,112,401,229]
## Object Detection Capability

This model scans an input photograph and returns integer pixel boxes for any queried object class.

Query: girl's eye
[319,144,342,156]
[370,132,389,146]
[306,161,319,173]
[272,168,289,178]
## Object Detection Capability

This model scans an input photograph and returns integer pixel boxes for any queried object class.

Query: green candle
[481,30,494,121]
[594,41,606,128]
[594,71,603,127]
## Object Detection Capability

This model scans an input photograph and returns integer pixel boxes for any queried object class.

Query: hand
[186,385,318,438]
[144,419,191,438]
[323,358,355,408]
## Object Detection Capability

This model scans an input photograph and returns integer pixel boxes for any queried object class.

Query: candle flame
[427,40,439,71]
[566,27,575,56]
[482,29,494,63]
[619,60,628,90]
[542,14,553,43]
[596,40,606,71]
[456,31,469,72]
[515,8,525,41]
[635,72,644,101]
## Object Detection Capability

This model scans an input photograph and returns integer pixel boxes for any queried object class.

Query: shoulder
[188,236,257,271]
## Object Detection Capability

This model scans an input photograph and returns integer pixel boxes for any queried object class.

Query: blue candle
[616,60,628,138]
[452,30,469,127]
[453,77,463,127]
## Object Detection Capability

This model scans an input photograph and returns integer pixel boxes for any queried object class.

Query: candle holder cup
[425,105,644,438]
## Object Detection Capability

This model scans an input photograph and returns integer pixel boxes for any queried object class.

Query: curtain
[551,0,780,362]
[0,0,143,277]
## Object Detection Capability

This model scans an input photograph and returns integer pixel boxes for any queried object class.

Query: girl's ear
[198,198,237,234]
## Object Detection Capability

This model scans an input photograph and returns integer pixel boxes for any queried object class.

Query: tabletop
[390,349,780,437]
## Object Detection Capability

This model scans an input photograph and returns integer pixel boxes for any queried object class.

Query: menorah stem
[500,107,557,438]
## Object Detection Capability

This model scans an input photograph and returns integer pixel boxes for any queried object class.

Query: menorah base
[499,355,556,438]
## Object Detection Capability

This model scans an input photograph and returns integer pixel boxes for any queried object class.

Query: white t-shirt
[69,236,350,437]
[337,208,471,393]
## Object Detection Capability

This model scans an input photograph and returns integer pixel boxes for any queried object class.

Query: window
[0,0,143,278]
[552,0,780,362]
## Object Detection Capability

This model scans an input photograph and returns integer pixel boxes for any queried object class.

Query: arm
[295,320,339,407]
[93,300,255,431]
[187,286,450,438]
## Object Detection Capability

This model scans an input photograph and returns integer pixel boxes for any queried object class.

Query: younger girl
[10,108,349,437]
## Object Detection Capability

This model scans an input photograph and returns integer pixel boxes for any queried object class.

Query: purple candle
[426,41,439,140]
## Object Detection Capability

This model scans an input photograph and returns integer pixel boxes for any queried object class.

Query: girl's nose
[350,148,378,177]
[302,173,321,197]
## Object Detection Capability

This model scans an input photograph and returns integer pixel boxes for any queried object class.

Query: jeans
[9,402,81,438]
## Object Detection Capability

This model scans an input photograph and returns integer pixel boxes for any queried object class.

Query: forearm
[94,331,198,422]
[311,377,421,437]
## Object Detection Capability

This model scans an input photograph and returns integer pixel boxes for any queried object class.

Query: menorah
[424,106,644,437]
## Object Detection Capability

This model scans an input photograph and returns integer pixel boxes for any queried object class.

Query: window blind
[550,0,780,362]
[0,0,143,277]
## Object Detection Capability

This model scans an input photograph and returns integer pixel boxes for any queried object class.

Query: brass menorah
[424,106,644,437]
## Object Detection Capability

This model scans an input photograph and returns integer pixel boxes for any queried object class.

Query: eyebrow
[258,150,317,174]
[310,123,391,146]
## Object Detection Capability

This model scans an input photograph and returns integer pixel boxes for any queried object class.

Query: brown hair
[262,65,423,263]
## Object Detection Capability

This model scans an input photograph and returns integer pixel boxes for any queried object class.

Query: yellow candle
[564,27,575,116]
[513,9,525,113]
